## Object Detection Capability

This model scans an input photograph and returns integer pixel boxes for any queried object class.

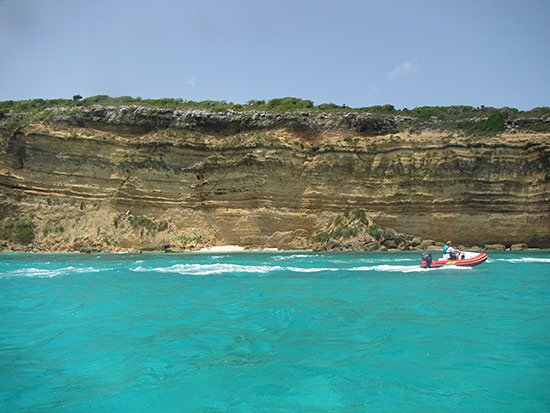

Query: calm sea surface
[1,251,549,412]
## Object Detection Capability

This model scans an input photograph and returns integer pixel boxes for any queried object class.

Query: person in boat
[443,241,460,260]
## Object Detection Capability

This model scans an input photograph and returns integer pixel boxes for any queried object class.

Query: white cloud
[388,61,418,80]
[186,76,196,88]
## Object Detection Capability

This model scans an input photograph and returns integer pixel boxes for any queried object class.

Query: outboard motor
[420,252,433,268]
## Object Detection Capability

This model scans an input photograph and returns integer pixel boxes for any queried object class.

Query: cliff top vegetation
[1,96,549,134]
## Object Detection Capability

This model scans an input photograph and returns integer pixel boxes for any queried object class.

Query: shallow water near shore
[1,251,549,411]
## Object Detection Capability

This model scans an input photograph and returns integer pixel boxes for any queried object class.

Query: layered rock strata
[0,107,548,251]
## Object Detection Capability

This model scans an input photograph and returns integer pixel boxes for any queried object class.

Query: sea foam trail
[349,264,472,273]
[132,263,344,275]
[491,257,550,264]
[350,264,430,273]
[359,257,417,263]
[132,263,283,276]
[132,263,459,276]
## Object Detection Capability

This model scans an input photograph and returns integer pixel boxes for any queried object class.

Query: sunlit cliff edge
[0,100,548,252]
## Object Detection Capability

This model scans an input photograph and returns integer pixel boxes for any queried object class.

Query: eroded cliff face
[0,106,548,251]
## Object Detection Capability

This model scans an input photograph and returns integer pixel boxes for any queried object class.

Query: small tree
[72,94,82,102]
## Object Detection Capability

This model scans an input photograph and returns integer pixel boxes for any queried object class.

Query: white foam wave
[274,254,320,261]
[132,263,343,275]
[70,266,110,273]
[130,260,481,276]
[349,264,472,273]
[350,264,428,273]
[355,258,417,264]
[132,263,283,276]
[493,257,550,264]
[1,266,110,278]
[287,267,338,273]
[14,268,63,278]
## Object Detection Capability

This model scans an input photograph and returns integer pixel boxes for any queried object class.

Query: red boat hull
[420,252,488,269]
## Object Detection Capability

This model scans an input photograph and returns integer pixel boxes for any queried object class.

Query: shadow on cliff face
[5,131,27,169]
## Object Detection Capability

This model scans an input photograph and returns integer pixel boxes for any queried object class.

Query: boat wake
[132,263,281,276]
[491,257,550,264]
[131,262,475,276]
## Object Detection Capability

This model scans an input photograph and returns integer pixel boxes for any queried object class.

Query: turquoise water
[1,251,549,412]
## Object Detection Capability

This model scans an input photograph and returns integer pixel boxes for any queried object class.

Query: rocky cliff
[0,105,548,251]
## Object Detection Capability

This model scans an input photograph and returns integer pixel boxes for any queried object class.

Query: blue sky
[1,0,548,109]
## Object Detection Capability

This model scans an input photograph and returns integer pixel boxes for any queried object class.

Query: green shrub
[266,97,314,111]
[127,215,168,232]
[317,103,343,110]
[313,232,331,243]
[247,99,265,106]
[360,104,396,114]
[42,223,64,236]
[177,234,203,245]
[333,225,358,238]
[462,111,507,135]
[0,218,35,244]
[368,225,382,240]
[1,97,548,135]
[522,106,550,118]
[350,208,368,223]
[102,237,114,246]
[526,123,550,132]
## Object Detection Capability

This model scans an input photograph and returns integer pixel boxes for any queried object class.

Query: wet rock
[363,241,380,251]
[326,239,343,250]
[383,239,398,249]
[398,242,409,250]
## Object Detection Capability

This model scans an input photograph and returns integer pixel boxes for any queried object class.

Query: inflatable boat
[420,251,488,269]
